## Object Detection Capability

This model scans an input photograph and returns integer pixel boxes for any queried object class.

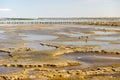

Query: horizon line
[1,17,120,19]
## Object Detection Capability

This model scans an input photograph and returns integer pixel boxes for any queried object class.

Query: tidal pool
[57,41,108,46]
[0,30,8,39]
[93,31,118,35]
[60,53,120,69]
[0,52,10,59]
[94,36,120,41]
[56,41,120,50]
[57,32,90,37]
[79,25,120,30]
[0,52,21,74]
[102,44,120,50]
[19,33,58,41]
[0,34,9,39]
[25,43,56,50]
[0,66,23,74]
[0,30,5,33]
[95,26,120,31]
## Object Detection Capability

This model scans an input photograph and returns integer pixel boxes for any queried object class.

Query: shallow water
[94,36,120,41]
[57,32,90,37]
[79,25,120,30]
[93,31,118,35]
[0,34,9,39]
[77,55,120,60]
[102,44,120,50]
[25,43,56,50]
[58,41,108,46]
[96,26,120,31]
[0,52,16,74]
[0,30,5,33]
[0,52,10,59]
[56,41,120,50]
[19,33,58,41]
[0,30,8,39]
[0,66,23,74]
[60,53,120,69]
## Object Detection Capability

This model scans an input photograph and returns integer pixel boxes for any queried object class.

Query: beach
[0,23,120,80]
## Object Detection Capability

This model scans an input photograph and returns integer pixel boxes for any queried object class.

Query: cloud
[0,8,11,12]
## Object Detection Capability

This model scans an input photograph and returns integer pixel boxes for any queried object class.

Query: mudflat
[0,24,120,80]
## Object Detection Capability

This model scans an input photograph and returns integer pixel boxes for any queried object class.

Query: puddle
[68,33,90,37]
[0,52,11,59]
[57,41,108,46]
[60,53,120,69]
[57,31,118,38]
[57,32,90,37]
[56,41,120,50]
[0,52,21,74]
[102,44,120,50]
[77,55,120,60]
[93,31,118,35]
[0,30,8,39]
[0,34,9,39]
[0,30,5,33]
[94,37,120,41]
[79,25,120,30]
[25,43,56,50]
[0,66,23,74]
[19,33,58,41]
[96,26,120,31]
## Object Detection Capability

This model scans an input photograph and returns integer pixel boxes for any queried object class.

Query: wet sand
[60,53,120,69]
[0,24,120,80]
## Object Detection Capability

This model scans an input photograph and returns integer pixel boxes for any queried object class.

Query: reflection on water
[77,55,120,60]
[56,41,120,50]
[0,52,10,59]
[19,33,58,41]
[0,66,23,74]
[0,52,23,74]
[93,31,118,35]
[102,44,120,50]
[0,34,9,39]
[79,25,120,30]
[58,41,108,46]
[57,31,119,38]
[57,32,90,37]
[60,53,120,68]
[96,26,120,31]
[25,43,56,50]
[0,30,5,33]
[0,30,10,39]
[94,36,120,41]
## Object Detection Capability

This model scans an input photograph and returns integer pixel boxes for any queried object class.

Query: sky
[0,0,120,18]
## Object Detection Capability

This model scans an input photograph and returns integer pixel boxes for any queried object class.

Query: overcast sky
[0,0,120,18]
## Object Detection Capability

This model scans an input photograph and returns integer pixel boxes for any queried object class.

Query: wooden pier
[0,18,120,25]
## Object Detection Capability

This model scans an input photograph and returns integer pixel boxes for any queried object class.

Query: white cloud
[0,8,11,12]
